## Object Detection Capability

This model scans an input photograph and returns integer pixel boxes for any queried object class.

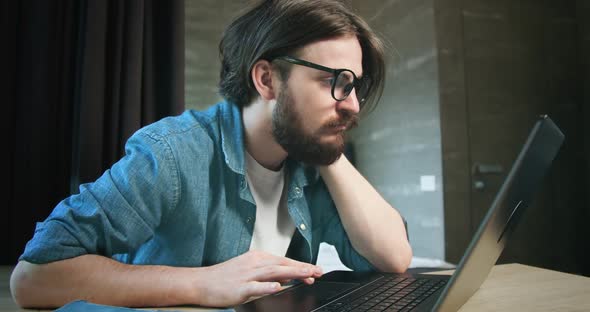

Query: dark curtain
[1,0,185,265]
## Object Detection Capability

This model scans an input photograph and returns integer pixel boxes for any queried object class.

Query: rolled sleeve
[20,130,180,264]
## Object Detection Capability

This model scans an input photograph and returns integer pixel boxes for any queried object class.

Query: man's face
[271,36,363,166]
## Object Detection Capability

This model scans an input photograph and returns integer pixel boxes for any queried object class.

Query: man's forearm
[319,155,413,273]
[11,250,324,309]
[10,255,199,308]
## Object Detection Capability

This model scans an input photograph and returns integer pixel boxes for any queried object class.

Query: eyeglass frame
[272,55,371,104]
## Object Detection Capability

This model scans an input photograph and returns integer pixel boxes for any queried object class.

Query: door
[440,0,584,274]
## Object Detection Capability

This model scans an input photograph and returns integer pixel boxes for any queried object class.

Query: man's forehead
[296,36,363,76]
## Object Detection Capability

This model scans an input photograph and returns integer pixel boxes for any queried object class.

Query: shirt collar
[219,100,246,175]
[287,159,320,191]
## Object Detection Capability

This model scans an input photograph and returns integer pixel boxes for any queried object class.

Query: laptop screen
[433,115,565,311]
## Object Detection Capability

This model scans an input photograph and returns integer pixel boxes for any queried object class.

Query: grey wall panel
[351,0,445,260]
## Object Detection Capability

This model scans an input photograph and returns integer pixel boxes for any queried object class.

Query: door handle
[472,163,504,175]
[472,163,504,191]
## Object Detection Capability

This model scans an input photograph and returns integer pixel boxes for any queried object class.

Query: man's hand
[11,252,322,309]
[194,250,323,307]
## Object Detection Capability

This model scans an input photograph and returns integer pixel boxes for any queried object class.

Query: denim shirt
[20,101,376,271]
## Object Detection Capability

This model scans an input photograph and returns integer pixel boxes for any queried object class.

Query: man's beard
[272,85,358,166]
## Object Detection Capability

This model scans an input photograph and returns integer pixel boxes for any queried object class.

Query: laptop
[234,115,565,312]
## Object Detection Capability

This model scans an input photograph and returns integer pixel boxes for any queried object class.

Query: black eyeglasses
[273,56,371,104]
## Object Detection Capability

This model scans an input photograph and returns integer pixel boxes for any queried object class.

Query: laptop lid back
[433,115,565,312]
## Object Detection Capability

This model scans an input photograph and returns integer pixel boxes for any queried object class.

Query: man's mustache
[323,112,359,131]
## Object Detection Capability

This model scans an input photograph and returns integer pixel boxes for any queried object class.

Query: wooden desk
[2,264,589,311]
[430,264,590,311]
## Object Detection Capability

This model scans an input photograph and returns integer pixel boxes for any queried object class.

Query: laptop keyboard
[314,276,447,312]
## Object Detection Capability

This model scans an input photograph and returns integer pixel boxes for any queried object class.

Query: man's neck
[242,99,287,171]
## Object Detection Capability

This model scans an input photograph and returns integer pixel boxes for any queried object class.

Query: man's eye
[321,78,334,86]
[335,79,349,89]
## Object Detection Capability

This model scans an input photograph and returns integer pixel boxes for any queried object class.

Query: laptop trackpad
[235,281,359,312]
[280,281,358,304]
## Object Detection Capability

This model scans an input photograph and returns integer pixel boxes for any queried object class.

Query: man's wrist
[318,154,348,176]
[177,267,205,306]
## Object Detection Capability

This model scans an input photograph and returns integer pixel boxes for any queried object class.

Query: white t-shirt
[246,151,295,256]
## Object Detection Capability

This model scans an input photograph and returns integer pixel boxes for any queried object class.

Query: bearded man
[11,0,412,309]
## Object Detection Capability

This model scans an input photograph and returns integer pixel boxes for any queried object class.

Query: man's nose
[337,89,360,114]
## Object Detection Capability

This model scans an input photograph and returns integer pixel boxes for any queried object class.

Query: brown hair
[218,0,385,114]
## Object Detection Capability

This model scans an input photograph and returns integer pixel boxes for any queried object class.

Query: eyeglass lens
[333,71,355,100]
[333,70,368,102]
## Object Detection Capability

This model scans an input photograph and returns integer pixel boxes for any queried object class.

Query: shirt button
[299,223,307,231]
[294,187,302,196]
[246,217,253,224]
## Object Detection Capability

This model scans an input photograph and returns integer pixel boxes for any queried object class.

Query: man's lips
[332,124,348,131]
[321,114,358,134]
[321,124,348,135]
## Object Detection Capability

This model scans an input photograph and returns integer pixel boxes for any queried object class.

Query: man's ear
[251,59,278,101]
